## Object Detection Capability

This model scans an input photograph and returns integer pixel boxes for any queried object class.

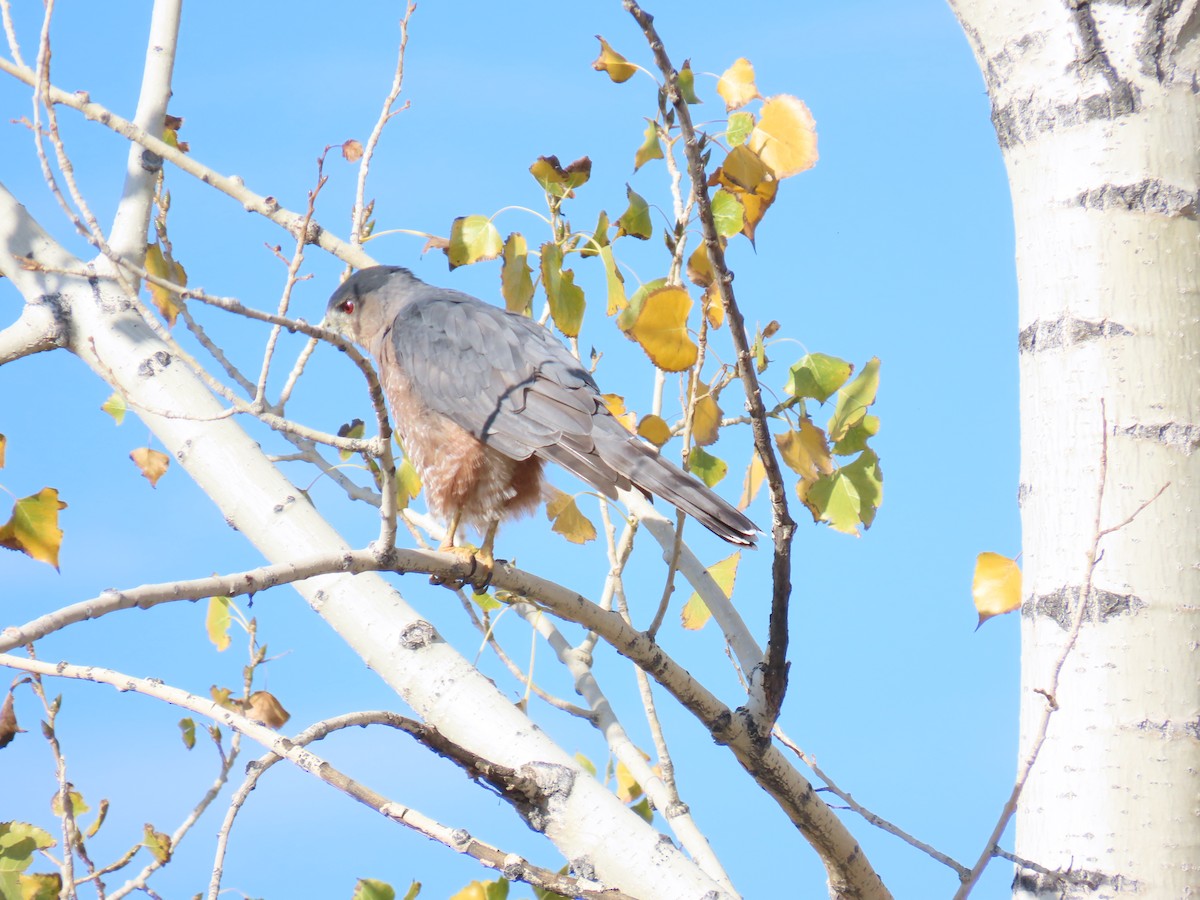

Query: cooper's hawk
[324,266,756,582]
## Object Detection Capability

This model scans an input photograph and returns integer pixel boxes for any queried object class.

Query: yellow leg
[438,509,463,552]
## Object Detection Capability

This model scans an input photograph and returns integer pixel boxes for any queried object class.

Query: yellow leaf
[615,758,644,802]
[775,420,834,482]
[717,57,759,111]
[691,391,722,446]
[973,552,1022,627]
[529,155,592,198]
[395,456,422,511]
[19,872,61,900]
[600,245,627,315]
[637,414,672,448]
[540,242,585,337]
[592,36,637,84]
[601,394,636,433]
[0,434,5,468]
[0,487,67,569]
[628,286,698,372]
[748,94,818,179]
[447,215,502,269]
[130,447,170,488]
[686,242,714,289]
[500,232,534,315]
[545,489,597,544]
[51,789,89,816]
[245,690,291,728]
[703,284,724,329]
[206,596,231,652]
[144,242,185,327]
[682,552,740,630]
[142,824,172,864]
[738,453,765,510]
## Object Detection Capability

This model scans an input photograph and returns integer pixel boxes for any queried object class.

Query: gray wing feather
[390,288,756,545]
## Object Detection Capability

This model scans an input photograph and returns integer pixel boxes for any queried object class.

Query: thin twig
[953,400,1169,897]
[623,0,794,729]
[351,3,415,247]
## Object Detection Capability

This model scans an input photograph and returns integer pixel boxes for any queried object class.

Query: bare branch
[0,55,375,268]
[623,0,795,729]
[351,3,415,247]
[0,656,635,900]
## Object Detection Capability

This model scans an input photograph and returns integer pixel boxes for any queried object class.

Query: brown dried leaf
[130,448,169,488]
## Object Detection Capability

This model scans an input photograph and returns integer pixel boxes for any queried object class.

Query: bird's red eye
[341,300,355,314]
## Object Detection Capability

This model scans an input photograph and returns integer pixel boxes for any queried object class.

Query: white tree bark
[949,1,1200,895]
[0,184,734,899]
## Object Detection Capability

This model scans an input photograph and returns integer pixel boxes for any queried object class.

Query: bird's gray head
[323,265,422,347]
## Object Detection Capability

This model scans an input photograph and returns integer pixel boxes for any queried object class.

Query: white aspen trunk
[949,2,1200,896]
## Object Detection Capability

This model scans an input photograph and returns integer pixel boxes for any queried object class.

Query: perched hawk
[324,266,756,582]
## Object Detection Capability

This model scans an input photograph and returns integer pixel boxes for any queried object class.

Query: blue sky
[2,2,1020,898]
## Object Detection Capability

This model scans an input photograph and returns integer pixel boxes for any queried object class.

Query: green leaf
[592,36,637,83]
[831,413,880,456]
[179,718,196,750]
[0,488,67,570]
[677,60,701,104]
[0,821,55,874]
[353,878,397,900]
[580,210,610,259]
[206,596,232,652]
[500,233,534,315]
[615,186,652,240]
[826,357,881,442]
[682,552,740,630]
[401,882,422,900]
[802,448,882,535]
[630,796,654,822]
[726,111,754,146]
[687,446,727,488]
[484,878,509,900]
[447,215,502,269]
[539,243,585,337]
[634,119,664,172]
[785,353,853,404]
[101,392,127,425]
[710,190,744,239]
[471,590,502,612]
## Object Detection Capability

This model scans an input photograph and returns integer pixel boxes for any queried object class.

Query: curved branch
[0,657,634,900]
